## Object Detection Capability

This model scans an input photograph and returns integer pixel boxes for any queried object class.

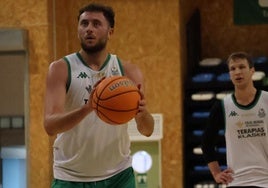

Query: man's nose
[234,68,241,74]
[86,23,94,33]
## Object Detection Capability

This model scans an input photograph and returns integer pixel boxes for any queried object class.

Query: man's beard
[81,40,107,54]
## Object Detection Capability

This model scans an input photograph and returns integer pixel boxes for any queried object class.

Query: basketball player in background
[44,3,154,188]
[201,52,268,187]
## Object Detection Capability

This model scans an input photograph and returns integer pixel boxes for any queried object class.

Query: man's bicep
[123,62,144,86]
[45,61,68,115]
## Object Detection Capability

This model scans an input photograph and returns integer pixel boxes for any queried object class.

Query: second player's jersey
[223,90,268,187]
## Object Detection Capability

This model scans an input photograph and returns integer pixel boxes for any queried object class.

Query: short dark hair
[226,52,254,68]
[78,3,115,28]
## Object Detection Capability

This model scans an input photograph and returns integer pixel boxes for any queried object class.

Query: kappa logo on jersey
[77,72,89,79]
[229,110,239,117]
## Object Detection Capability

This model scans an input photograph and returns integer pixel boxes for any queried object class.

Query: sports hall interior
[0,0,268,188]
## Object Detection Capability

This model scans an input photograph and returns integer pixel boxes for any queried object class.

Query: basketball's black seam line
[97,90,140,100]
[92,92,101,112]
[97,110,122,124]
[92,97,138,111]
[95,104,138,112]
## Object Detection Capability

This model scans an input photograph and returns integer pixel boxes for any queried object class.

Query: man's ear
[108,28,114,40]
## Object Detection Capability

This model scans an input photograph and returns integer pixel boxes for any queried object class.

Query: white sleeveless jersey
[223,91,268,187]
[53,53,132,182]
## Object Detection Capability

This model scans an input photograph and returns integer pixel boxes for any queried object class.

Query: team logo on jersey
[235,121,244,128]
[96,72,105,79]
[77,72,89,79]
[86,84,92,93]
[84,84,92,104]
[258,108,266,118]
[229,110,239,117]
[111,66,119,75]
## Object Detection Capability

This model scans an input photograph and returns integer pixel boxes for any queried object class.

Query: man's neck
[234,85,257,105]
[79,49,109,70]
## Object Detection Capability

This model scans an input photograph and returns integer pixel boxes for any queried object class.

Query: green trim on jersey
[76,52,111,71]
[100,54,111,70]
[63,57,71,92]
[63,53,123,93]
[76,52,87,67]
[117,57,125,75]
[231,90,261,110]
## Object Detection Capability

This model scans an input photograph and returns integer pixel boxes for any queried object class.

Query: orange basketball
[92,76,141,125]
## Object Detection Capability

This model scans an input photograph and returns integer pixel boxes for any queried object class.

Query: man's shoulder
[64,52,78,59]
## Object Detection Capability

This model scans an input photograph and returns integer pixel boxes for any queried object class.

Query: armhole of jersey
[117,57,125,75]
[63,57,71,93]
[220,100,226,132]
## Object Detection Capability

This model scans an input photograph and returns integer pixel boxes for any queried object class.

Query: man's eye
[81,21,88,26]
[93,22,101,27]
